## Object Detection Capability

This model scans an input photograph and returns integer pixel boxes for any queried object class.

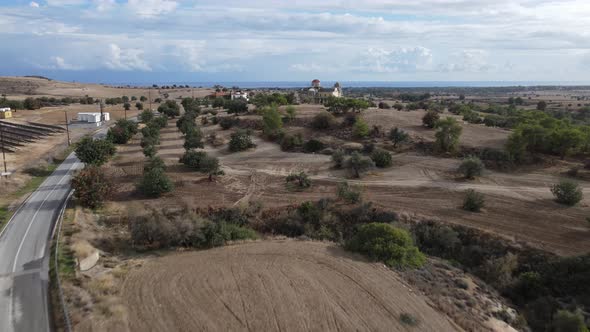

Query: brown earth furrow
[122,240,460,332]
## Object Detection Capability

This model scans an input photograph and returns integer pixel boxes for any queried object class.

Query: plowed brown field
[122,240,459,332]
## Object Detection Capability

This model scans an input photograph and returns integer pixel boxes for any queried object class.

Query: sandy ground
[122,240,459,332]
[106,110,590,256]
[0,76,213,100]
[362,108,510,149]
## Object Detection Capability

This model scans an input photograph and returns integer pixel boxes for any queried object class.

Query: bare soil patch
[122,239,459,332]
[362,108,510,150]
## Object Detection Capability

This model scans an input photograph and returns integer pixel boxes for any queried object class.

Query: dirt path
[122,240,460,332]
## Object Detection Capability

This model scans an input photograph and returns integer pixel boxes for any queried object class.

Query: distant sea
[123,81,590,88]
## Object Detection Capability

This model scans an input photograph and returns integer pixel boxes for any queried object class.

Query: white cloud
[2,0,590,80]
[289,63,324,72]
[438,50,492,73]
[173,41,206,72]
[51,56,81,70]
[45,0,85,6]
[29,2,39,8]
[94,0,115,12]
[357,47,433,73]
[127,0,178,18]
[104,44,151,71]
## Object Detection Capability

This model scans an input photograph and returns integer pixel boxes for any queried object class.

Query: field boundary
[50,190,74,332]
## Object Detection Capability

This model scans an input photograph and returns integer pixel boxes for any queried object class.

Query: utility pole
[0,124,7,175]
[149,89,152,111]
[99,99,105,123]
[64,111,71,146]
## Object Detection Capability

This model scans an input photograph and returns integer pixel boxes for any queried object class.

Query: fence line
[53,190,73,332]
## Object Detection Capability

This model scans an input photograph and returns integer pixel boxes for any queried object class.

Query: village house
[230,90,249,102]
[307,79,343,103]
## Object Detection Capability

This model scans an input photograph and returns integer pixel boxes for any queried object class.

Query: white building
[307,79,343,103]
[230,91,249,102]
[0,107,12,119]
[78,112,110,123]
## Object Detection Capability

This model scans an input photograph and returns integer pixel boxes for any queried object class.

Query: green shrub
[337,182,361,203]
[183,127,204,150]
[219,117,239,130]
[435,117,462,153]
[71,166,113,209]
[311,111,336,130]
[180,150,207,169]
[551,180,583,206]
[399,313,420,327]
[203,222,258,247]
[285,105,296,121]
[463,189,485,212]
[229,129,254,152]
[106,119,138,144]
[346,223,426,268]
[331,149,345,168]
[137,166,173,197]
[422,110,440,128]
[176,112,197,134]
[151,116,168,129]
[352,118,369,138]
[389,127,409,148]
[303,139,325,153]
[552,309,589,332]
[280,134,303,151]
[157,100,180,118]
[286,172,311,189]
[75,137,116,166]
[370,149,392,168]
[144,156,166,172]
[139,110,154,123]
[345,152,374,178]
[412,223,460,257]
[180,150,222,181]
[262,106,283,138]
[224,99,248,114]
[459,156,484,179]
[142,144,157,158]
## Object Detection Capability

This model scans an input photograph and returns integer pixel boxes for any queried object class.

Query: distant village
[208,79,343,104]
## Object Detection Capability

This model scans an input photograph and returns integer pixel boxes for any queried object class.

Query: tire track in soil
[122,240,460,332]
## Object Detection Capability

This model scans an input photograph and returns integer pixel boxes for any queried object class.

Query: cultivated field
[122,240,459,331]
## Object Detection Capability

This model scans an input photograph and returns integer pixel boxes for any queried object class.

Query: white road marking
[7,159,79,331]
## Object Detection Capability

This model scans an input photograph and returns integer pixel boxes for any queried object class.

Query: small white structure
[230,91,249,102]
[78,112,110,123]
[0,107,12,119]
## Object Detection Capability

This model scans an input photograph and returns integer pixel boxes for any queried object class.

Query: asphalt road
[0,125,112,331]
[0,151,83,331]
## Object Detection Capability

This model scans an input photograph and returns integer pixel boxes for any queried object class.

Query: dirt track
[122,240,459,332]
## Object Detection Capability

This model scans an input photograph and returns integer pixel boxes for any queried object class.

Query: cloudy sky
[1,0,589,83]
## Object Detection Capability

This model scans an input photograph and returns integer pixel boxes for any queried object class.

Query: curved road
[0,151,82,331]
[0,124,113,331]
